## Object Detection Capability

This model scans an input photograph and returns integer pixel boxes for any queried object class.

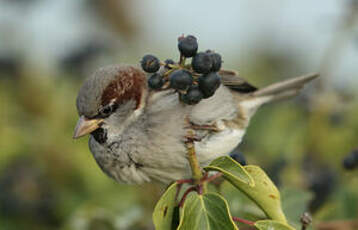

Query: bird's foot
[185,121,220,132]
[190,123,220,132]
[184,134,202,143]
[184,117,220,132]
[184,128,202,143]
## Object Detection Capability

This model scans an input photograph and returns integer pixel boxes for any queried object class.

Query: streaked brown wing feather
[219,69,258,93]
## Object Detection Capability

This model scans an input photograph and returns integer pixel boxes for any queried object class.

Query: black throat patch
[91,128,107,144]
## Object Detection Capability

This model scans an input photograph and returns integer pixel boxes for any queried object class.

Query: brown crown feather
[101,66,147,109]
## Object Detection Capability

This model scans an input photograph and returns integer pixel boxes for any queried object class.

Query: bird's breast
[195,127,246,165]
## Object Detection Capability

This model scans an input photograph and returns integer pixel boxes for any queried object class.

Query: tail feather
[253,72,319,98]
[238,72,319,117]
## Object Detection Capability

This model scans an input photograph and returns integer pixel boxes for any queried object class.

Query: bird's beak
[73,116,103,139]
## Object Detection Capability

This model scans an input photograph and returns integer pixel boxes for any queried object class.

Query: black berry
[198,72,221,98]
[230,152,247,166]
[306,167,336,212]
[140,54,160,73]
[164,59,175,69]
[191,52,213,74]
[169,70,193,90]
[180,85,203,105]
[148,73,164,89]
[210,52,222,72]
[178,35,198,57]
[343,150,358,170]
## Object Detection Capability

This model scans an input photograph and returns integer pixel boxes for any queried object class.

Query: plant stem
[232,217,255,226]
[176,178,194,184]
[185,141,203,185]
[179,186,197,207]
[300,212,312,230]
[201,172,222,183]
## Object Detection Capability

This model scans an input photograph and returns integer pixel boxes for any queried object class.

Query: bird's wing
[219,69,258,93]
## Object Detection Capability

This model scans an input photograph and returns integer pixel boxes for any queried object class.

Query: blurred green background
[1,1,358,229]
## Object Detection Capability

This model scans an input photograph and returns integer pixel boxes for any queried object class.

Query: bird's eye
[99,104,115,117]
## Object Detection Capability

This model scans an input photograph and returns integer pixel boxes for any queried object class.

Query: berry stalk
[179,53,186,67]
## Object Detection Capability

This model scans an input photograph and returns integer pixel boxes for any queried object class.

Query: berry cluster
[140,35,223,105]
[342,149,358,170]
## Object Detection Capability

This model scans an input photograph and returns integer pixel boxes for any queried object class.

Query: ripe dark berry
[191,52,213,74]
[230,152,247,166]
[140,54,160,73]
[169,70,193,90]
[180,85,203,105]
[148,73,164,90]
[210,52,222,72]
[343,150,358,170]
[205,50,222,72]
[178,35,198,57]
[307,167,336,212]
[198,72,221,98]
[164,59,175,68]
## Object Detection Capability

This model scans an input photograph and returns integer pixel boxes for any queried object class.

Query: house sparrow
[73,64,318,184]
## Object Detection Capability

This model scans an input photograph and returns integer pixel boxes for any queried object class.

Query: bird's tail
[238,73,319,117]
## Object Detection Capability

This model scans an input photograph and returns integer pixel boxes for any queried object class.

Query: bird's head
[73,64,147,140]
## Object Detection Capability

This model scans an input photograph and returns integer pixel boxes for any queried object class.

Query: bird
[73,64,318,184]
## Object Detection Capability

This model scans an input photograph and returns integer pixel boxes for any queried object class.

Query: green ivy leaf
[206,157,287,223]
[254,220,296,230]
[153,182,179,230]
[177,192,238,230]
[240,166,287,223]
[205,156,255,186]
[220,181,266,220]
